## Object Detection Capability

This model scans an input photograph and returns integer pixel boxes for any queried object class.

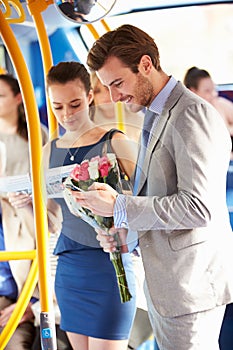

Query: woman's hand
[7,192,32,209]
[96,227,128,253]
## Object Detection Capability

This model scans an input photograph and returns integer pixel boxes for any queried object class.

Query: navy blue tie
[133,110,155,195]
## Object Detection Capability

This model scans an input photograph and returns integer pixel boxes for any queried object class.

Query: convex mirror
[54,0,116,24]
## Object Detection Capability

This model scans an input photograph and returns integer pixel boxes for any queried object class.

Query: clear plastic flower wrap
[63,153,132,303]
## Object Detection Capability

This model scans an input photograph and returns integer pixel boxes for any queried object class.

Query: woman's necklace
[67,147,79,161]
[65,126,95,161]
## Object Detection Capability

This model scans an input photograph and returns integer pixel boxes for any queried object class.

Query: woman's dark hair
[46,61,92,94]
[46,61,95,119]
[87,24,161,73]
[183,66,211,89]
[0,74,28,140]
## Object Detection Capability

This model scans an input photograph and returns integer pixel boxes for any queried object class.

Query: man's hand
[0,302,34,327]
[70,182,117,216]
[96,227,128,253]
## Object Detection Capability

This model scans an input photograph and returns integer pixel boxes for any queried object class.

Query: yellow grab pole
[1,0,26,23]
[0,250,36,261]
[0,258,38,350]
[100,18,111,32]
[86,23,100,40]
[114,101,125,132]
[0,10,50,313]
[27,0,58,139]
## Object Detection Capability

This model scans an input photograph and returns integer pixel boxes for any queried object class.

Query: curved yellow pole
[86,23,100,40]
[0,2,55,348]
[27,0,58,139]
[0,9,50,316]
[0,257,38,349]
[1,0,26,23]
[1,0,12,18]
[100,19,111,32]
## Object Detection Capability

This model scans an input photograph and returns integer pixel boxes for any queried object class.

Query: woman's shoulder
[104,128,125,140]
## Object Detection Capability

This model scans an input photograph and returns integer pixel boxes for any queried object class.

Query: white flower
[107,153,117,167]
[88,160,99,179]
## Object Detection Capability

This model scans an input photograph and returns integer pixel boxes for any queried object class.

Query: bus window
[80,3,233,85]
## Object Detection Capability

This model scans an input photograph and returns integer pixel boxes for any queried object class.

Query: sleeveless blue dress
[50,131,136,340]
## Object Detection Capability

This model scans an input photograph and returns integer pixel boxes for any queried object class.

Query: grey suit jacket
[126,82,233,317]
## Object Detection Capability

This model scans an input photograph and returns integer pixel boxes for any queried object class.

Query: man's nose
[109,88,121,103]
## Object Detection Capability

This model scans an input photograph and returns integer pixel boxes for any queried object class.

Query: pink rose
[99,156,111,178]
[70,164,80,181]
[79,161,90,181]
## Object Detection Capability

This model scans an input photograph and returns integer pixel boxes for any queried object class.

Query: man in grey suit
[71,24,233,349]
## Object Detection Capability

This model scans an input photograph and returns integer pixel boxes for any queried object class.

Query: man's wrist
[113,194,128,228]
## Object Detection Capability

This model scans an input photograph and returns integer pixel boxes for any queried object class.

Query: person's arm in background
[0,301,35,327]
[110,131,137,179]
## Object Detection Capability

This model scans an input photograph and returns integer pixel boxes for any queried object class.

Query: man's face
[97,56,154,113]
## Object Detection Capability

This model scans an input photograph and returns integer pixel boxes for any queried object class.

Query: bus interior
[0,1,233,349]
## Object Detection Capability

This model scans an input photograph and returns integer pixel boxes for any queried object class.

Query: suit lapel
[135,82,184,194]
[136,111,169,194]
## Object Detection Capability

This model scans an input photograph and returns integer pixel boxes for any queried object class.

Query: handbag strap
[102,129,133,193]
[102,128,124,155]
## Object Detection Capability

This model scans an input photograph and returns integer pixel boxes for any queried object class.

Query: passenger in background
[9,187,72,350]
[43,61,137,350]
[183,66,233,158]
[90,72,143,147]
[0,74,48,350]
[90,72,152,350]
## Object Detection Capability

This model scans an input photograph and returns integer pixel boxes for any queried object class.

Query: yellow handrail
[27,0,58,139]
[0,5,50,348]
[0,0,25,23]
[0,250,36,261]
[0,256,38,349]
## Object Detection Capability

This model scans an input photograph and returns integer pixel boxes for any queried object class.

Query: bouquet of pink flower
[63,153,132,303]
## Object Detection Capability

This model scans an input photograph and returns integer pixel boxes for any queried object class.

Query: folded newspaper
[0,164,76,198]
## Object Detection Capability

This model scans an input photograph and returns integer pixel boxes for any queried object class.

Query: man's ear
[138,55,153,76]
[88,89,94,105]
[189,87,196,93]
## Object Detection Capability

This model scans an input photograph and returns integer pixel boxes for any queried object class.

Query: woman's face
[190,77,218,104]
[0,80,21,119]
[48,78,93,131]
[93,79,112,106]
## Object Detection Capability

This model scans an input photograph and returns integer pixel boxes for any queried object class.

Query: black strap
[103,129,133,193]
[102,128,124,155]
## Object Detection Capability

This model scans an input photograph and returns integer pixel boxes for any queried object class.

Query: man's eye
[115,82,123,88]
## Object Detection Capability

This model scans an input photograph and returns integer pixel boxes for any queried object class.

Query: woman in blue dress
[43,61,137,350]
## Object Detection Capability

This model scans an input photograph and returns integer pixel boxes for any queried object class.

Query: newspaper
[0,164,76,198]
